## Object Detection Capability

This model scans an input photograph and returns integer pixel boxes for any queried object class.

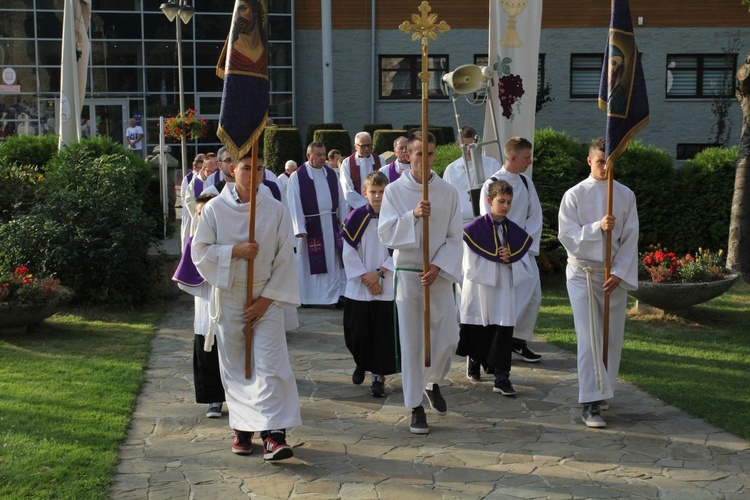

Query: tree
[728,1,750,281]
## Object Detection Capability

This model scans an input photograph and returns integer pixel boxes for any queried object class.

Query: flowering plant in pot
[164,109,208,141]
[1,266,73,333]
[631,246,739,311]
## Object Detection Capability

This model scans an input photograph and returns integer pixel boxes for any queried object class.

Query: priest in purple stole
[340,131,382,211]
[287,141,347,306]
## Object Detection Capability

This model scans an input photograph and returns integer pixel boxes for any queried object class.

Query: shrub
[0,161,44,223]
[434,143,461,177]
[305,123,343,146]
[0,134,58,171]
[615,141,677,252]
[373,129,408,156]
[670,146,737,254]
[0,152,160,306]
[362,123,392,139]
[264,127,303,173]
[313,129,352,158]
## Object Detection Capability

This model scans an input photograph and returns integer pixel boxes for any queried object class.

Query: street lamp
[160,0,195,178]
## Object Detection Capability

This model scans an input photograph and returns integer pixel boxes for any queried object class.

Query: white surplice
[192,186,301,432]
[479,167,544,342]
[558,175,639,404]
[377,171,463,409]
[343,219,394,302]
[286,163,346,305]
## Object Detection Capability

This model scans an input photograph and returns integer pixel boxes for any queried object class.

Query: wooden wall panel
[295,0,750,30]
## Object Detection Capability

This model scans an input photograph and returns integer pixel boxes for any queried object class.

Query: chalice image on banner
[500,0,528,48]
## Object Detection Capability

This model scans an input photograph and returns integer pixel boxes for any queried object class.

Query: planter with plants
[0,266,73,334]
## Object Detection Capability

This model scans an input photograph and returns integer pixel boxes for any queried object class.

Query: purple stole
[263,179,282,201]
[185,171,195,184]
[463,213,532,264]
[386,161,401,183]
[297,164,342,274]
[193,176,205,198]
[347,153,382,194]
[171,236,205,286]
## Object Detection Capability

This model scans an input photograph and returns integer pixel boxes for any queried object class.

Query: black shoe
[370,379,385,397]
[424,384,447,415]
[410,406,429,434]
[492,378,517,396]
[512,344,542,363]
[466,357,480,382]
[352,366,365,385]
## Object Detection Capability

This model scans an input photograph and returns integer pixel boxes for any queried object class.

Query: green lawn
[0,307,161,499]
[537,274,750,439]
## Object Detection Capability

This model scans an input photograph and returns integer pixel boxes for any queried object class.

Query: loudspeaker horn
[442,64,486,95]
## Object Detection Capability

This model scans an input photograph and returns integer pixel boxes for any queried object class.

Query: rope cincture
[569,259,608,395]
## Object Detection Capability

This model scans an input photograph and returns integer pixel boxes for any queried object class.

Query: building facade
[1,0,748,165]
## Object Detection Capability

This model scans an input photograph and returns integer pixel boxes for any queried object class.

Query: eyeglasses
[221,158,232,163]
[195,160,204,164]
[356,143,372,148]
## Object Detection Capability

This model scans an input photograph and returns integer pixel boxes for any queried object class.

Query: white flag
[483,0,543,176]
[58,0,90,149]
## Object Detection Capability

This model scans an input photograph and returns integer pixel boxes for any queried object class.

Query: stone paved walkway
[110,295,749,499]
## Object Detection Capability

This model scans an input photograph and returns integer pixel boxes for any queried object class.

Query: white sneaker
[582,403,606,428]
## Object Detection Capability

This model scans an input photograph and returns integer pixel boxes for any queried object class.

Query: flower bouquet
[164,109,208,141]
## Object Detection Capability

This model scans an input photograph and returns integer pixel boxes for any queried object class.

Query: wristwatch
[377,268,386,280]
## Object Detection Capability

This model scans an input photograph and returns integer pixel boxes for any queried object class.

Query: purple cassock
[171,236,205,287]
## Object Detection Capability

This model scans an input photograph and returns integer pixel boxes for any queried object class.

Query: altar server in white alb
[479,137,544,365]
[287,142,347,306]
[192,153,301,460]
[377,131,463,435]
[557,137,639,429]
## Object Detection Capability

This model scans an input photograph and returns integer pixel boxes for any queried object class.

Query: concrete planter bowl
[628,271,740,312]
[0,286,74,334]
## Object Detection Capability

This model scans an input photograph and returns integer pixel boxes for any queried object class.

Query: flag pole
[400,1,449,368]
[244,140,259,379]
[603,165,614,369]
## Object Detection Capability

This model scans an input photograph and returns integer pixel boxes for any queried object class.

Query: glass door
[84,99,129,146]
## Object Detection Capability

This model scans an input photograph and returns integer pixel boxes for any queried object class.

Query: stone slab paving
[111,295,750,499]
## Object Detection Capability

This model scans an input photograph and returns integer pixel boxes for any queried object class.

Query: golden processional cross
[399,2,449,368]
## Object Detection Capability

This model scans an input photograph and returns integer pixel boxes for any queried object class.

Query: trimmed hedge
[402,124,455,146]
[264,127,303,173]
[362,123,392,139]
[373,129,408,156]
[305,123,344,146]
[434,143,462,177]
[313,129,352,157]
[0,134,58,171]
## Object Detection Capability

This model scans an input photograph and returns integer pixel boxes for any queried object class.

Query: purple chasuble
[297,164,342,274]
[463,213,532,264]
[171,236,205,286]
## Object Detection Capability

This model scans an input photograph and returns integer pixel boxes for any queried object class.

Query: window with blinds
[570,54,603,99]
[666,54,736,98]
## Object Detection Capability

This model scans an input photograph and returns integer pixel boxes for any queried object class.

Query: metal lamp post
[160,0,194,179]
